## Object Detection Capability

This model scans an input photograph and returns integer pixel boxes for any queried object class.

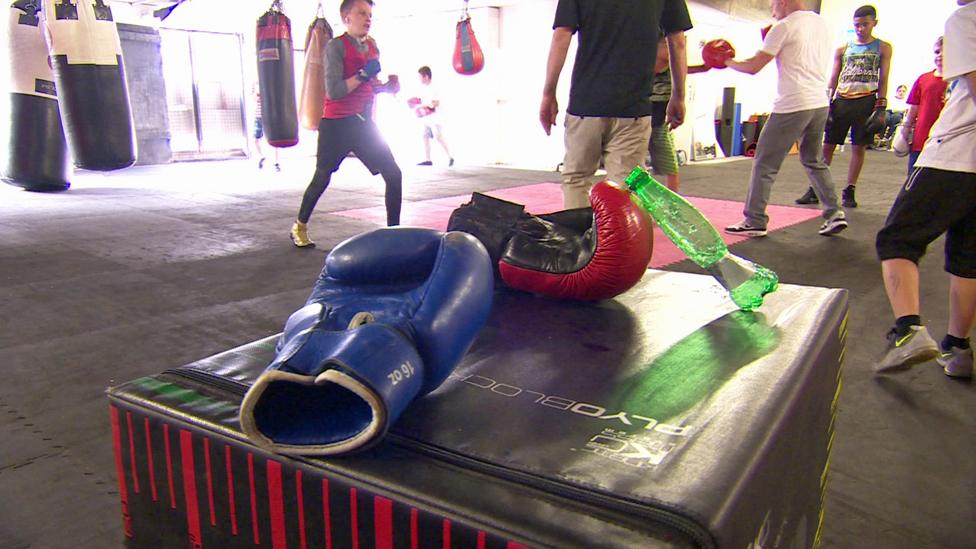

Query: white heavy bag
[43,0,135,170]
[2,1,71,190]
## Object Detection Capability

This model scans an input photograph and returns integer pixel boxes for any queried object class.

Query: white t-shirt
[761,10,831,113]
[418,82,442,124]
[916,2,976,173]
[889,91,910,112]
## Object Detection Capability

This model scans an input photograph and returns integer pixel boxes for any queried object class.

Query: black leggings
[298,164,401,226]
[297,115,403,226]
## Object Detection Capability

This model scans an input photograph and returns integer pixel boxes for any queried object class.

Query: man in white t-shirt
[875,0,976,378]
[723,0,848,238]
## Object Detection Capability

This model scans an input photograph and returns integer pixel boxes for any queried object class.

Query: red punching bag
[453,0,484,75]
[3,0,71,191]
[42,0,136,171]
[256,1,298,147]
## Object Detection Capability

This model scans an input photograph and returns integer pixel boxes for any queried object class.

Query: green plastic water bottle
[624,166,778,310]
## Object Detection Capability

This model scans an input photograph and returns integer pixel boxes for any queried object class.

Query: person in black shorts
[796,5,892,208]
[290,0,401,247]
[874,0,976,377]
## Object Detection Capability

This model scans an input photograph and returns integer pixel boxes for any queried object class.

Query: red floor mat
[333,182,823,268]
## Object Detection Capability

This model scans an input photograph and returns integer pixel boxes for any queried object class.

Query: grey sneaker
[724,220,768,237]
[937,345,974,379]
[877,326,940,372]
[818,211,849,236]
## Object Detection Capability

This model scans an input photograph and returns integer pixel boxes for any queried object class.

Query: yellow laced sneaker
[289,222,315,248]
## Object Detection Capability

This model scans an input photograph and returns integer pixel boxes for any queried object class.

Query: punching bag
[299,15,332,131]
[42,0,136,171]
[256,2,298,147]
[453,1,484,76]
[2,0,71,191]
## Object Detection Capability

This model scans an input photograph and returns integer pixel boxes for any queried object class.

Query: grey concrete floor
[0,150,973,548]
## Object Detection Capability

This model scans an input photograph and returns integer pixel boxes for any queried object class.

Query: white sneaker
[724,220,767,237]
[818,211,848,236]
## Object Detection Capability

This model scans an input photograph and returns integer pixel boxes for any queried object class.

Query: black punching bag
[43,0,135,171]
[2,0,71,191]
[256,4,298,148]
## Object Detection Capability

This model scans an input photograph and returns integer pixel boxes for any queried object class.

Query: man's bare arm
[878,41,893,101]
[666,31,687,128]
[726,50,775,75]
[827,45,845,99]
[540,27,573,135]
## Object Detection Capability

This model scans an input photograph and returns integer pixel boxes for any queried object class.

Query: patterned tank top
[836,39,881,98]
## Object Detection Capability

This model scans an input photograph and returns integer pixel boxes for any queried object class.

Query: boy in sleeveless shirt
[797,4,893,208]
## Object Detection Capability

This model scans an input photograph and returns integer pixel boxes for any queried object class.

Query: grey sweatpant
[744,107,841,227]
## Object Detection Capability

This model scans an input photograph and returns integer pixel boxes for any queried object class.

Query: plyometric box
[107,270,847,548]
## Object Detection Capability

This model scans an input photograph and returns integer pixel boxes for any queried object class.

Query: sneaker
[417,160,433,166]
[274,163,281,172]
[289,222,315,248]
[724,220,768,237]
[877,325,940,372]
[795,187,819,205]
[938,345,974,379]
[818,211,848,236]
[448,157,455,167]
[258,157,266,169]
[842,186,858,208]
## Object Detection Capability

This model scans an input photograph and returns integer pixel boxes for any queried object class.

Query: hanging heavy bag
[42,0,136,171]
[299,15,332,131]
[2,0,71,191]
[453,1,484,76]
[256,3,299,147]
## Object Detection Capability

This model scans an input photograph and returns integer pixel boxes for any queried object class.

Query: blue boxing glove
[357,58,381,81]
[240,227,493,456]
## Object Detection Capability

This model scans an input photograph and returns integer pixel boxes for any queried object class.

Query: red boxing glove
[385,74,399,94]
[761,25,772,40]
[702,39,736,69]
[447,181,654,301]
[407,97,421,108]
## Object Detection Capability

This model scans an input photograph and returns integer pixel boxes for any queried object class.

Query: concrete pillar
[118,23,172,165]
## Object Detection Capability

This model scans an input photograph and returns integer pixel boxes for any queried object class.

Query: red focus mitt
[702,39,736,69]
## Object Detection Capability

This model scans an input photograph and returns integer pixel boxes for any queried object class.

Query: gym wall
[108,1,954,171]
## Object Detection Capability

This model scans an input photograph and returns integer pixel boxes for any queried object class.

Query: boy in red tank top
[290,0,401,248]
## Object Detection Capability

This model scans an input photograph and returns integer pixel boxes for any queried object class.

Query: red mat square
[332,183,822,268]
